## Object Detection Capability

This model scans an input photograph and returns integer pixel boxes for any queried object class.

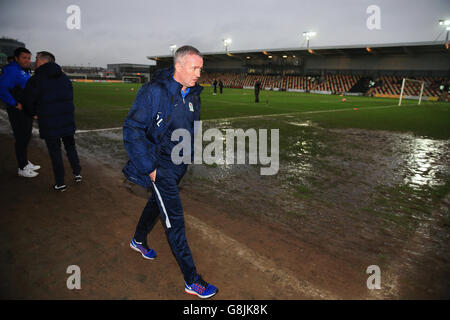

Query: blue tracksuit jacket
[0,61,31,107]
[122,66,202,189]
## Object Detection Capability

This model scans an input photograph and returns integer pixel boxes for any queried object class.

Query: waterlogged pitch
[67,82,450,299]
[73,82,450,140]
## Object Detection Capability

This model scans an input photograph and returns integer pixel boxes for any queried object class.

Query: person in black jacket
[212,79,217,95]
[218,79,223,94]
[24,51,82,192]
[254,80,261,102]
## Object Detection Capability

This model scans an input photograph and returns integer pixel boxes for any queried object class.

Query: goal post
[398,78,425,106]
[122,76,142,83]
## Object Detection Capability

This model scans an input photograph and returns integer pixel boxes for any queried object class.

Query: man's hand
[16,103,23,111]
[149,169,157,182]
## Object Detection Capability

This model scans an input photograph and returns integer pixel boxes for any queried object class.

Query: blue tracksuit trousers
[134,158,197,283]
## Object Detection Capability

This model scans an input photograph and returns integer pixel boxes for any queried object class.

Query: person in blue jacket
[24,51,82,192]
[0,47,40,177]
[123,45,218,299]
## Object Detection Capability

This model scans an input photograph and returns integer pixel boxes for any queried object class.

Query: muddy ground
[0,111,449,299]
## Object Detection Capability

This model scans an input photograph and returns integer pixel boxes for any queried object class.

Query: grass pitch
[73,82,450,139]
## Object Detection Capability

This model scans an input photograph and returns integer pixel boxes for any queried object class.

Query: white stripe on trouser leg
[152,181,172,229]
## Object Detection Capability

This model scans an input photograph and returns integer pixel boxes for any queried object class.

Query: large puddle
[1,111,449,296]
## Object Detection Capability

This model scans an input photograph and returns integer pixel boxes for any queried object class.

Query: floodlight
[223,38,232,53]
[302,31,317,49]
[169,45,177,56]
[302,31,316,39]
[440,19,450,48]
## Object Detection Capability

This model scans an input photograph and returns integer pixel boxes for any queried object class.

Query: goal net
[398,78,425,106]
[122,76,142,83]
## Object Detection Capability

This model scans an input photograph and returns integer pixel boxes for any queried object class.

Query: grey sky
[1,0,449,67]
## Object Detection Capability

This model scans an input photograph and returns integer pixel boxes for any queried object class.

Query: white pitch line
[2,103,401,134]
[186,214,339,299]
[0,108,40,135]
[0,108,123,135]
[76,127,122,134]
[206,104,400,122]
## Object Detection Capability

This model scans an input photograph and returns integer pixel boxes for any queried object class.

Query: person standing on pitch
[212,78,217,95]
[123,45,218,299]
[0,47,40,178]
[218,79,223,94]
[24,51,82,192]
[254,80,261,103]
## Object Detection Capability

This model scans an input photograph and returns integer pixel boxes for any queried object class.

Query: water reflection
[71,117,449,204]
[285,120,315,127]
[400,137,449,189]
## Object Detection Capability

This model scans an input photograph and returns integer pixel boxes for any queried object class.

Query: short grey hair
[37,51,56,63]
[173,45,202,65]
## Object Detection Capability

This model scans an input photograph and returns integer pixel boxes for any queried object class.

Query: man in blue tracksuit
[0,47,40,177]
[122,45,218,299]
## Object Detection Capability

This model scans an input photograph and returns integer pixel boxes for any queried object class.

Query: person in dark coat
[218,79,223,94]
[212,79,217,95]
[24,51,81,191]
[122,45,218,299]
[254,80,261,102]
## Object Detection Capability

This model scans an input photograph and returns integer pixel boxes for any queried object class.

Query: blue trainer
[185,275,218,299]
[130,238,156,260]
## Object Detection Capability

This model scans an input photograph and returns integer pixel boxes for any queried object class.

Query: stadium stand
[199,72,448,98]
[150,43,449,100]
[366,75,447,97]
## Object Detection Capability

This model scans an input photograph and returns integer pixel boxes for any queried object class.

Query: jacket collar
[153,66,203,97]
[9,61,27,72]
